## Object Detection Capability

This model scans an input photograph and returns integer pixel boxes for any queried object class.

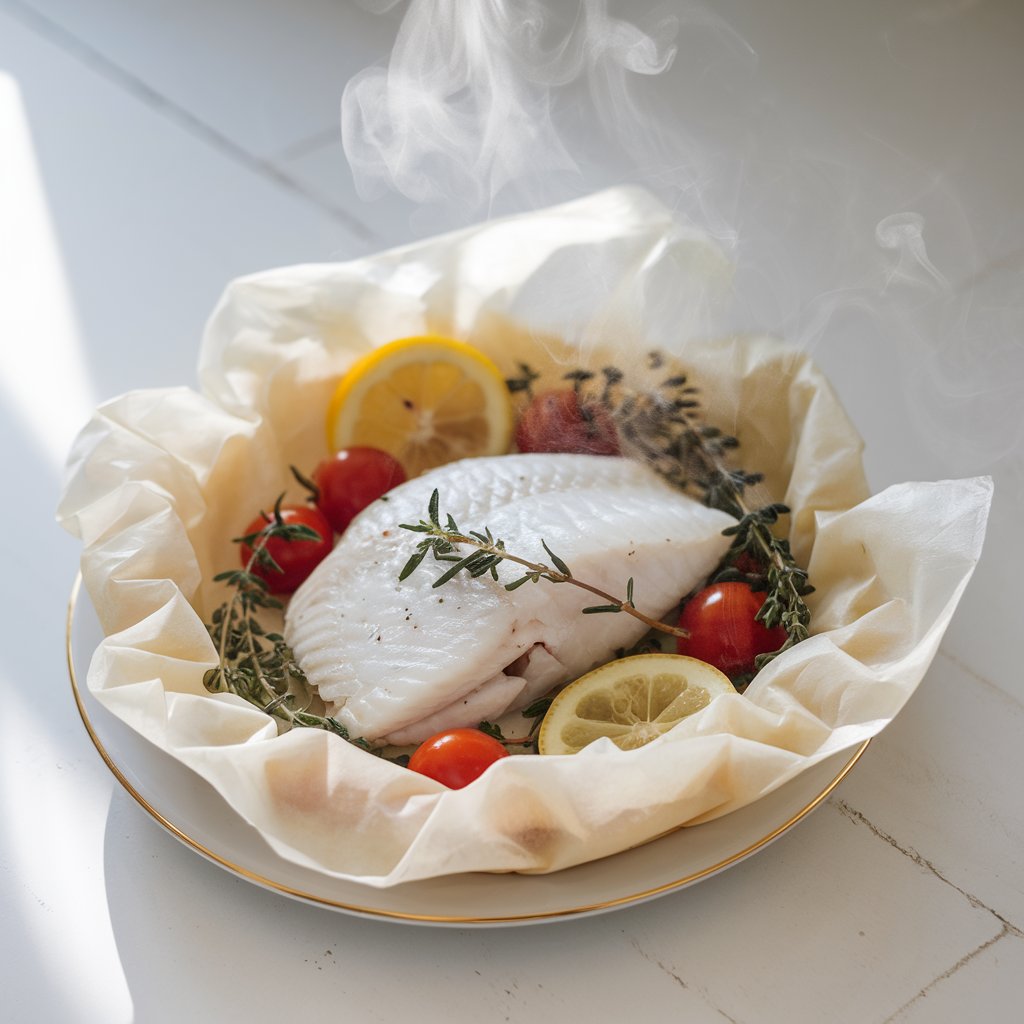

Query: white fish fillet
[285,454,733,744]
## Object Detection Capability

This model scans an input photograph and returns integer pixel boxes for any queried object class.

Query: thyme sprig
[567,354,814,669]
[505,362,541,398]
[202,495,373,748]
[480,696,554,753]
[716,509,813,668]
[398,490,689,639]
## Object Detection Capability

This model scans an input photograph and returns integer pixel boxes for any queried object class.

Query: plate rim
[66,573,870,925]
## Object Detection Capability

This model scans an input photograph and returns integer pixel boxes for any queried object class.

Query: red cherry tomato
[312,447,407,534]
[676,582,788,677]
[407,729,510,789]
[240,505,333,594]
[515,389,620,456]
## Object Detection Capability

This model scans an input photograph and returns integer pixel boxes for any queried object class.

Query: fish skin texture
[285,453,733,744]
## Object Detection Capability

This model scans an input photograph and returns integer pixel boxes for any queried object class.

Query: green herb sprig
[202,495,373,748]
[479,696,553,753]
[566,354,814,669]
[398,490,689,639]
[715,508,813,668]
[507,353,816,673]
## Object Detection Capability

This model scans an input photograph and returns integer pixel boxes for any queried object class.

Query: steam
[876,212,950,292]
[871,213,1024,470]
[340,1,1023,485]
[342,0,743,233]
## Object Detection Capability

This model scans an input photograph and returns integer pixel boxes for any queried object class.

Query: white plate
[68,576,868,926]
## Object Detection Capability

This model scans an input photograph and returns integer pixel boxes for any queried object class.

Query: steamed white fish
[285,453,733,745]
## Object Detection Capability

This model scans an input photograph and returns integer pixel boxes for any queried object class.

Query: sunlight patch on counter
[0,73,97,471]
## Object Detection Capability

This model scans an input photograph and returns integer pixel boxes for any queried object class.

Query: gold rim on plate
[66,574,869,924]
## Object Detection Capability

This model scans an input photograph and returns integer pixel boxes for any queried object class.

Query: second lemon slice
[326,335,513,477]
[538,654,737,755]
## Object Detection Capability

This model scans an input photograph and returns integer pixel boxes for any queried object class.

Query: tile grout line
[937,646,1024,712]
[274,126,344,162]
[832,797,1022,1016]
[0,0,377,242]
[626,935,741,1023]
[832,799,1022,936]
[831,629,1023,1018]
[881,923,1016,1023]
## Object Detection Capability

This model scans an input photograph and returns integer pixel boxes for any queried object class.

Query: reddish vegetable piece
[239,505,333,594]
[730,550,765,576]
[407,728,510,789]
[312,447,407,534]
[675,582,788,677]
[515,389,620,456]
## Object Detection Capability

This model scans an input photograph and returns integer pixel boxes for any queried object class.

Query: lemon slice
[537,654,737,755]
[326,335,513,476]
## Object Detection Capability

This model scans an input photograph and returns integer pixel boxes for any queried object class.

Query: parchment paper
[58,187,991,884]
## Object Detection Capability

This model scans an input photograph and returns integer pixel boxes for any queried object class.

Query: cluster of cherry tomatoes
[238,385,790,790]
[240,386,615,597]
[241,446,406,594]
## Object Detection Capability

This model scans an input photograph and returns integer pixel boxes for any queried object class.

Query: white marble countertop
[1,1,1021,1021]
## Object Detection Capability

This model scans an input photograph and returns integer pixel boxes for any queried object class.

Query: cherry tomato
[515,389,620,456]
[239,505,333,594]
[675,582,788,677]
[312,447,407,534]
[407,728,510,789]
[731,550,765,577]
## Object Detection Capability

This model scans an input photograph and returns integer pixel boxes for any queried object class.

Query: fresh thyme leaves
[717,509,813,669]
[582,356,813,668]
[498,352,814,671]
[477,719,535,749]
[505,362,541,398]
[521,696,554,721]
[398,490,689,639]
[478,720,505,741]
[203,495,375,750]
[479,696,553,753]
